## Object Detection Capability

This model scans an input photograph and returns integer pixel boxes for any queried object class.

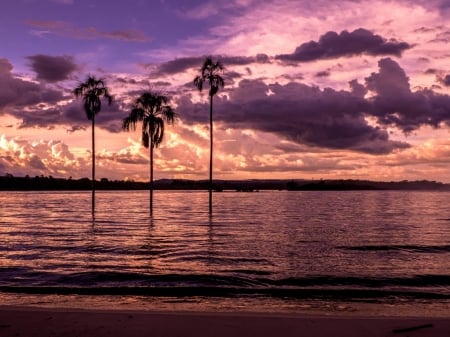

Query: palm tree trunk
[150,139,154,216]
[209,95,213,213]
[92,115,95,217]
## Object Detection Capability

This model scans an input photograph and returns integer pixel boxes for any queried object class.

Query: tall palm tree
[74,76,112,217]
[122,92,175,215]
[193,57,224,213]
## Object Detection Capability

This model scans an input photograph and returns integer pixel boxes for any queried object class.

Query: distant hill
[1,174,449,191]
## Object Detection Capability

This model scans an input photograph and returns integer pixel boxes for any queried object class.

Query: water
[0,190,449,316]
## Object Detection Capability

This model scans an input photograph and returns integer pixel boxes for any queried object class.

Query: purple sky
[1,0,450,182]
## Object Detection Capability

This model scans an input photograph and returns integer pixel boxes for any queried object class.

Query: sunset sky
[1,0,450,182]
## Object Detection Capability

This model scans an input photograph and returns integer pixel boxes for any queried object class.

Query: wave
[267,275,450,288]
[0,285,448,300]
[338,244,450,253]
[3,268,450,287]
[1,271,449,300]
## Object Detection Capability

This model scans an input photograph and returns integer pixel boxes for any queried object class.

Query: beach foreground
[0,307,449,337]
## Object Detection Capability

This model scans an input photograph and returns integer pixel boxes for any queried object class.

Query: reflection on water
[0,190,450,313]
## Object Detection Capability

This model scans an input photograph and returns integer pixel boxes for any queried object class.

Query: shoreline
[1,306,449,337]
[2,292,449,318]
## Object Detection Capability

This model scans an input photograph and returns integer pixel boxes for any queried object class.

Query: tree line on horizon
[1,174,448,191]
[73,57,224,216]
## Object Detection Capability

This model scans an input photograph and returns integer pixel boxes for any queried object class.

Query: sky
[1,0,450,182]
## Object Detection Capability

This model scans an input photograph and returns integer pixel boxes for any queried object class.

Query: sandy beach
[0,307,449,337]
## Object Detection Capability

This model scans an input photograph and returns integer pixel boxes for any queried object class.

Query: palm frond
[122,117,136,132]
[153,118,165,148]
[74,75,113,120]
[215,60,224,71]
[194,57,225,97]
[162,106,176,124]
[123,91,175,150]
[142,130,149,148]
[193,76,204,91]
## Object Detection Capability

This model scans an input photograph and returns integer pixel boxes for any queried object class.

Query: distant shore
[0,306,449,337]
[1,175,449,191]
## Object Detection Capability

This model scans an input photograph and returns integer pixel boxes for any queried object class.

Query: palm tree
[122,91,175,215]
[74,76,113,217]
[193,57,224,213]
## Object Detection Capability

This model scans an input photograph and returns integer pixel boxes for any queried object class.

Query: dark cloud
[27,54,78,82]
[152,81,172,87]
[316,70,330,77]
[29,155,46,170]
[365,58,450,132]
[155,54,271,75]
[348,79,367,98]
[0,58,63,110]
[442,74,450,86]
[177,78,409,154]
[221,54,271,66]
[255,53,270,63]
[155,56,204,75]
[225,71,244,84]
[276,28,411,62]
[178,58,450,154]
[0,58,125,132]
[61,98,126,133]
[16,98,125,133]
[115,77,155,88]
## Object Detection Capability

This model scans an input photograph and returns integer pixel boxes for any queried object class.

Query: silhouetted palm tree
[193,57,224,213]
[122,92,175,215]
[74,76,113,216]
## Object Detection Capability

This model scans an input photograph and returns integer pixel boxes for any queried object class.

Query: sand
[0,306,449,337]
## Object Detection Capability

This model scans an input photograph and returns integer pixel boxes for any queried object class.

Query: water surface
[0,190,449,315]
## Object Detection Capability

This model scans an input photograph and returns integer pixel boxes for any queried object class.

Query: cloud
[65,125,87,133]
[0,58,63,110]
[441,74,450,86]
[26,20,150,42]
[315,70,330,77]
[154,54,270,75]
[60,98,126,133]
[51,0,73,4]
[0,134,151,180]
[178,58,450,155]
[365,58,450,132]
[178,78,409,154]
[27,54,78,83]
[276,28,411,62]
[177,0,256,20]
[222,54,271,66]
[29,155,46,170]
[154,56,204,75]
[97,144,148,165]
[0,58,125,132]
[0,135,81,177]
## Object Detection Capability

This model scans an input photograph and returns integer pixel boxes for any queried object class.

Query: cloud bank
[276,28,411,62]
[0,58,63,110]
[178,58,450,154]
[27,54,78,82]
[0,58,124,131]
[154,54,270,75]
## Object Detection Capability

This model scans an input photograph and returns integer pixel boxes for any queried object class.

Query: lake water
[0,190,449,316]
